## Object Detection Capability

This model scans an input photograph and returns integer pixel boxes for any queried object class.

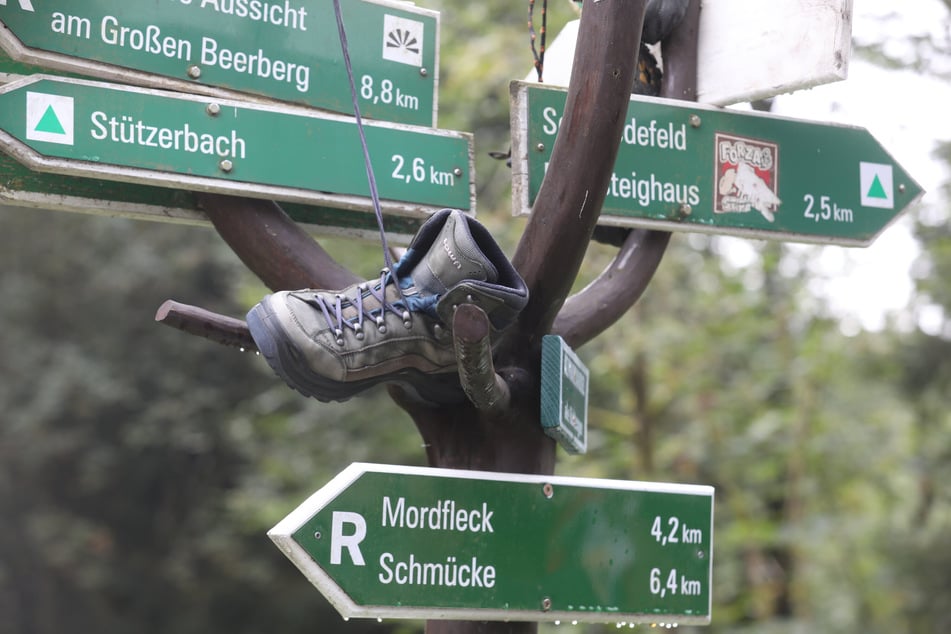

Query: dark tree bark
[506,0,649,359]
[552,229,671,348]
[415,2,653,632]
[199,192,360,292]
[552,0,701,348]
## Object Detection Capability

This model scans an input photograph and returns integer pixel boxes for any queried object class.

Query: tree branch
[506,0,649,357]
[660,0,701,103]
[199,192,360,292]
[552,229,671,348]
[550,0,701,348]
[155,300,255,350]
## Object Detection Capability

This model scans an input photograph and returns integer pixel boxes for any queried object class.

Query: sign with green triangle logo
[25,91,73,145]
[0,75,474,218]
[513,82,924,247]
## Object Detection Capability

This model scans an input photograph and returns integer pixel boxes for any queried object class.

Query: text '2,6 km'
[0,75,474,216]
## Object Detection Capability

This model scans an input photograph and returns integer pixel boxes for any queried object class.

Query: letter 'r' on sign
[330,511,367,566]
[0,0,36,11]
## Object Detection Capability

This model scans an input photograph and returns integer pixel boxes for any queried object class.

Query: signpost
[525,0,853,106]
[541,335,588,455]
[0,75,474,218]
[0,0,439,126]
[511,82,923,247]
[270,463,714,624]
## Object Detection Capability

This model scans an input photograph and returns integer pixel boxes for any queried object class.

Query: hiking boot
[246,209,528,403]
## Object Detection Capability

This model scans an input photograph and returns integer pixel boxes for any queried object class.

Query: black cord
[331,0,398,280]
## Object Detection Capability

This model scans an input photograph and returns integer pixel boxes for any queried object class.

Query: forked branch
[199,192,360,292]
[508,0,649,355]
[553,229,671,348]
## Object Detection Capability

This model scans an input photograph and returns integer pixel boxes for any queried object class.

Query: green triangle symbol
[867,175,888,199]
[34,105,66,135]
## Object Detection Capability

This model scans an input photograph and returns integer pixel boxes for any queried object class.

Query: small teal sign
[541,334,588,454]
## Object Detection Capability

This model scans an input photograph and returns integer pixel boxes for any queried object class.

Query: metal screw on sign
[187,65,202,79]
[542,483,554,498]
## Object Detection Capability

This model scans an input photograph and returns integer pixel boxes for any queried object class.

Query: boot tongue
[410,211,498,296]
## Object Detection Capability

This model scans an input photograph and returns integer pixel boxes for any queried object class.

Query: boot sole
[246,299,464,404]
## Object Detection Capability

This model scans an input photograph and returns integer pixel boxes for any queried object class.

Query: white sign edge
[509,81,532,228]
[268,462,714,622]
[706,488,716,622]
[696,0,853,105]
[564,340,590,455]
[0,188,420,243]
[0,74,475,217]
[522,0,853,106]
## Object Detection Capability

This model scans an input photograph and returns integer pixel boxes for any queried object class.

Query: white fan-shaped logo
[382,15,424,67]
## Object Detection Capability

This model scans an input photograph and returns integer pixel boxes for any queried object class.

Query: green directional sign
[511,81,923,247]
[0,0,438,126]
[0,75,474,216]
[541,335,588,455]
[271,463,714,624]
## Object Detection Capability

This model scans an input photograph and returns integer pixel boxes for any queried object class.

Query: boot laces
[305,264,441,347]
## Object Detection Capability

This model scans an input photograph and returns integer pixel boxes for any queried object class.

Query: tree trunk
[405,2,651,633]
